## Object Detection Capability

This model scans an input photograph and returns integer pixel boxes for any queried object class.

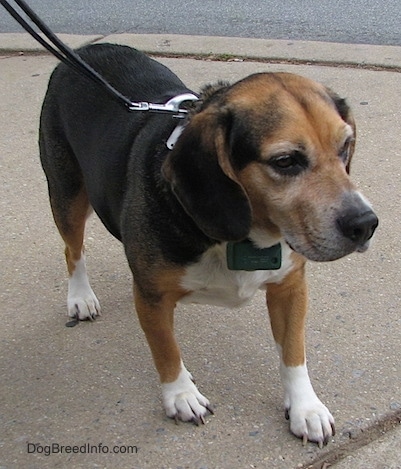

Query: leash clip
[164,94,199,149]
[128,93,199,118]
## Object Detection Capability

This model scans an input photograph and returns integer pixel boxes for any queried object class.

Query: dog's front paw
[162,366,213,425]
[286,398,335,447]
[67,287,101,320]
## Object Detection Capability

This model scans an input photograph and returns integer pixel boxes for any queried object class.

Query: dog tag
[227,239,282,271]
[166,123,186,150]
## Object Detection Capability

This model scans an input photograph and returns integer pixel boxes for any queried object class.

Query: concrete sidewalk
[0,34,400,469]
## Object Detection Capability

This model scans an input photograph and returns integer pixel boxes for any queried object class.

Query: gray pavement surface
[1,0,400,46]
[0,34,400,469]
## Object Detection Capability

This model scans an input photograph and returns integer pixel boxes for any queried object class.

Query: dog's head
[163,72,378,262]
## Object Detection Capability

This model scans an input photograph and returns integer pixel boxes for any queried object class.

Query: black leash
[0,0,197,116]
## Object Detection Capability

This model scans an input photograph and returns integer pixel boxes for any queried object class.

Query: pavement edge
[1,33,401,70]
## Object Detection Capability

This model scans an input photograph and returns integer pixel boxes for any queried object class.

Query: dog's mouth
[283,203,378,262]
[284,233,374,262]
[355,240,371,253]
[285,239,296,252]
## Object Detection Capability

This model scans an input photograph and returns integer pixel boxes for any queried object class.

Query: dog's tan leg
[266,261,335,447]
[134,281,211,424]
[51,188,100,320]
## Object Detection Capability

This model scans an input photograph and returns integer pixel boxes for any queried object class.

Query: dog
[39,43,378,447]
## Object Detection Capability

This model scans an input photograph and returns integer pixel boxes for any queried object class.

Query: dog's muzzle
[283,191,379,262]
[336,209,379,250]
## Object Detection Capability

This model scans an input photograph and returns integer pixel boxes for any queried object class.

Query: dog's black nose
[337,210,379,245]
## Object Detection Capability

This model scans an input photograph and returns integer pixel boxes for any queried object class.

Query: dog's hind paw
[67,256,101,321]
[67,288,101,321]
[162,365,213,424]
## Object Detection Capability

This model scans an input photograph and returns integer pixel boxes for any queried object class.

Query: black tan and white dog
[39,43,378,447]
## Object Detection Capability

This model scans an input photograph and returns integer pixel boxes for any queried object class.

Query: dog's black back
[40,44,193,241]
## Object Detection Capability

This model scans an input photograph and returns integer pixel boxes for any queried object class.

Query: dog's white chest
[180,241,293,308]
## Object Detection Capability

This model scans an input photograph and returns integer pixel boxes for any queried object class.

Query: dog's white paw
[162,366,213,425]
[67,257,101,320]
[67,287,101,320]
[280,363,335,447]
[286,396,335,447]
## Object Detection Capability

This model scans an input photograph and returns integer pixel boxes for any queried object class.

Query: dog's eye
[268,151,308,176]
[339,138,354,163]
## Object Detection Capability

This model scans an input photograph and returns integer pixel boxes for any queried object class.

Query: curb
[1,33,401,70]
[0,33,103,53]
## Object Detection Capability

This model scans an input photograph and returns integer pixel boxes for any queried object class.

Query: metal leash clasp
[163,94,199,150]
[128,93,199,119]
[128,93,199,150]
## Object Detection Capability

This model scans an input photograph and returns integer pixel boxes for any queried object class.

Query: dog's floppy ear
[162,109,252,241]
[326,88,356,174]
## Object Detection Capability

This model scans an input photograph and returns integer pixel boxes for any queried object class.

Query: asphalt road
[0,0,400,45]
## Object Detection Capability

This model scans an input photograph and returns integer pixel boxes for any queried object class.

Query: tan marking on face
[227,73,362,261]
